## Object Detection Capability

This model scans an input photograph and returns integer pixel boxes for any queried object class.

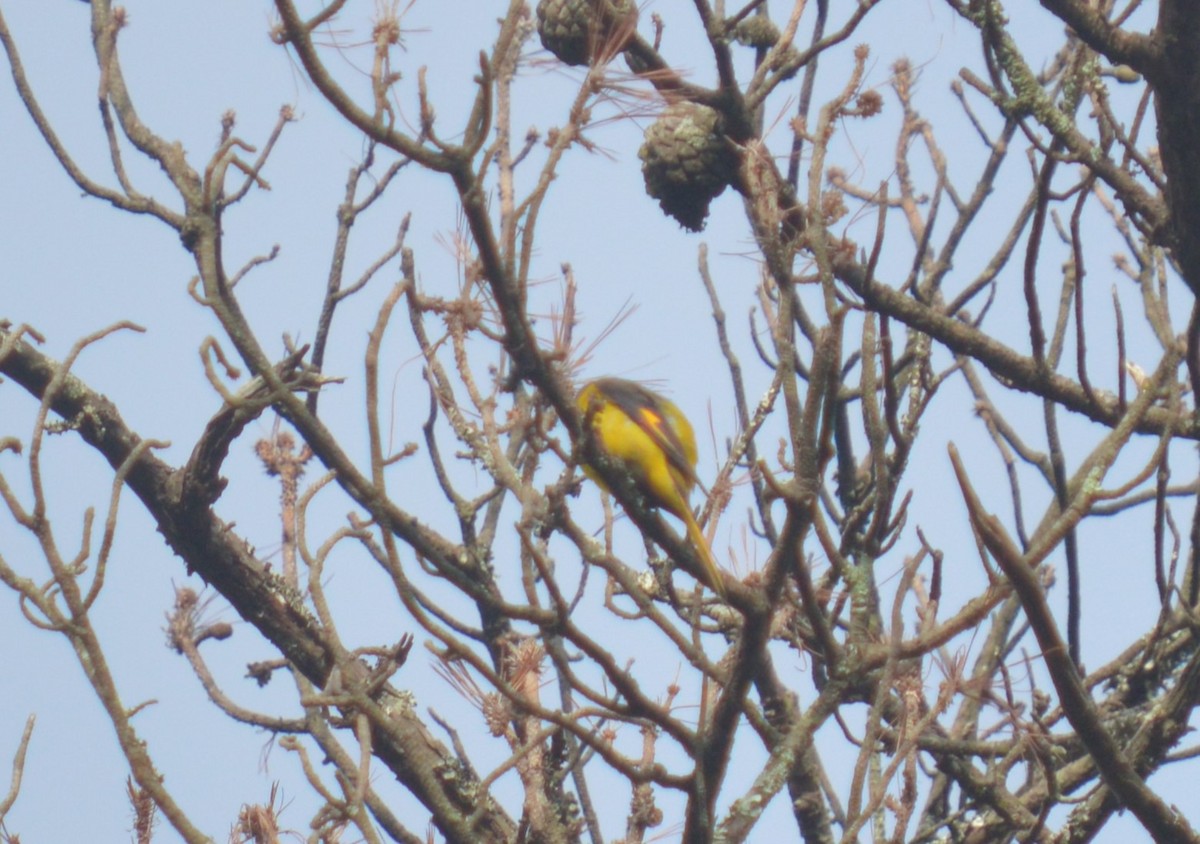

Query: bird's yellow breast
[577,380,696,520]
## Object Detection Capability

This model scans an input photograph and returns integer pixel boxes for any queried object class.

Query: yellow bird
[576,378,727,599]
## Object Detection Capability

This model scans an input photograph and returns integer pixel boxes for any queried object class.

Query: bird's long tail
[681,510,727,600]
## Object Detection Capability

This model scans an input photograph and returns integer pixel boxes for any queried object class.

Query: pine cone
[734,16,802,80]
[639,103,737,231]
[536,0,636,67]
[734,16,782,48]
